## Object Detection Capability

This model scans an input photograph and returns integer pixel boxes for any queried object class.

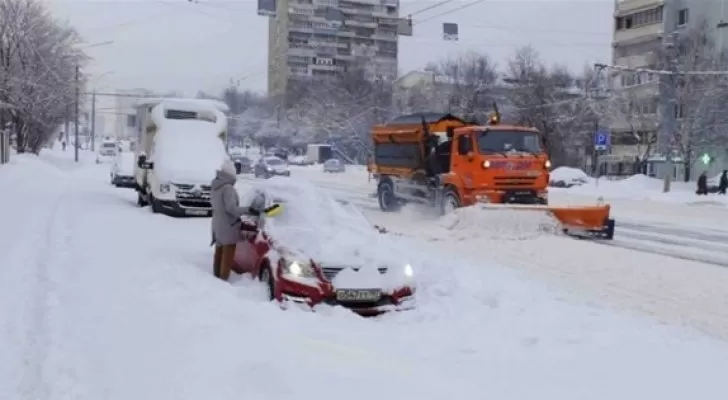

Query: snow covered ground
[3,150,728,399]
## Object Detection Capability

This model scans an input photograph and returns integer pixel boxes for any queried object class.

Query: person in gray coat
[210,159,260,281]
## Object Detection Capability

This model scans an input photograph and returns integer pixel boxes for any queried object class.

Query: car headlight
[283,260,316,278]
[404,263,414,277]
[160,183,170,193]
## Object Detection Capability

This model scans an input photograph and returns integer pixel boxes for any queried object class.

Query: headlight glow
[404,263,414,277]
[160,183,170,193]
[284,260,316,278]
[482,160,491,168]
[544,160,552,169]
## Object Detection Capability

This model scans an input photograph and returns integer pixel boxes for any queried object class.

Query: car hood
[268,225,415,290]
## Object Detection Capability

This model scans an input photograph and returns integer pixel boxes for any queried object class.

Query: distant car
[110,152,136,188]
[323,158,345,173]
[288,155,311,166]
[98,141,119,157]
[254,157,290,179]
[231,178,416,316]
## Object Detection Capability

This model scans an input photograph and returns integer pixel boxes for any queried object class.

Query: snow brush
[263,203,282,217]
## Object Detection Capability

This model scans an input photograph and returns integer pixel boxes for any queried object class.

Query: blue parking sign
[594,129,610,151]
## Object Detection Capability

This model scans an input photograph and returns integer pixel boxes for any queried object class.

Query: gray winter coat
[210,169,253,246]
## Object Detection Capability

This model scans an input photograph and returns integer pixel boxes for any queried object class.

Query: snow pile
[238,178,416,281]
[437,205,562,240]
[116,152,136,175]
[549,166,590,187]
[152,120,229,184]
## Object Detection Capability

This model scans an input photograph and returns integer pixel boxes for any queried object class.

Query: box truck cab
[134,98,230,217]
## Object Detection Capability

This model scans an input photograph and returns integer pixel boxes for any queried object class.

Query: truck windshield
[477,130,543,154]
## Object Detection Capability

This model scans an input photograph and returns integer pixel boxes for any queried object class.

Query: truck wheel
[377,180,398,212]
[441,189,461,215]
[150,195,159,214]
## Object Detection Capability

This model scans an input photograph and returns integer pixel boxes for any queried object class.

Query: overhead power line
[413,0,488,25]
[407,0,457,17]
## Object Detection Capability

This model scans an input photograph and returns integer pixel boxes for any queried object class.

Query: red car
[231,179,417,316]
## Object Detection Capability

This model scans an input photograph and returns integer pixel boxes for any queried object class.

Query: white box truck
[133,98,230,217]
[305,143,332,164]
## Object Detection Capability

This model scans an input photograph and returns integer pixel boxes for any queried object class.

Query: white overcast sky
[47,0,613,97]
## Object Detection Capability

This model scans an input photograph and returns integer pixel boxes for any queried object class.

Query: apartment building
[267,0,401,99]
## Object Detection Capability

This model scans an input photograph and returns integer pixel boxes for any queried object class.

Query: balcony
[382,0,397,6]
[372,32,397,41]
[615,0,663,13]
[345,19,378,28]
[613,22,662,43]
[290,25,314,33]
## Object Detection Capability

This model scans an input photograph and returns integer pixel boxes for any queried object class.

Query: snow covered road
[4,152,728,399]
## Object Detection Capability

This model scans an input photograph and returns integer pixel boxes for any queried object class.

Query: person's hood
[211,169,236,191]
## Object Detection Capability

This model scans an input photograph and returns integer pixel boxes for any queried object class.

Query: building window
[678,8,688,26]
[126,114,136,128]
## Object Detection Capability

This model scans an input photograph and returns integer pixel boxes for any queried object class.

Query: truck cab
[442,115,550,206]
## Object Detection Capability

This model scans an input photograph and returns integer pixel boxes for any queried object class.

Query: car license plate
[336,289,381,302]
[185,209,208,216]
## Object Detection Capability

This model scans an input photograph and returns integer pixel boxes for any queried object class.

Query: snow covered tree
[0,0,87,153]
[653,19,728,180]
[424,51,498,120]
[502,46,586,165]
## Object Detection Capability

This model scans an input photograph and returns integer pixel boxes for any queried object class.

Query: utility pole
[90,91,96,151]
[64,104,69,145]
[74,64,80,162]
[660,0,679,192]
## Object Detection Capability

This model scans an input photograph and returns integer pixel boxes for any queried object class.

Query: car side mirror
[467,152,475,162]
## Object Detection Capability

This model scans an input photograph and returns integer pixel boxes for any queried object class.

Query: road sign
[594,129,610,151]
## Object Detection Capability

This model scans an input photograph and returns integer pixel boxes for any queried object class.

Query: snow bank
[152,120,228,184]
[437,205,562,240]
[117,152,136,175]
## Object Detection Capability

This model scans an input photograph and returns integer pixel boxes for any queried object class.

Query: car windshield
[266,158,284,165]
[102,143,116,149]
[477,130,543,154]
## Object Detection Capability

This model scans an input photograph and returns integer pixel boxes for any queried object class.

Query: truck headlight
[545,160,552,169]
[404,263,414,277]
[160,183,170,193]
[283,260,316,278]
[482,160,491,168]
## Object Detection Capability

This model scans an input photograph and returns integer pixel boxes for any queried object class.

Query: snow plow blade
[478,204,615,240]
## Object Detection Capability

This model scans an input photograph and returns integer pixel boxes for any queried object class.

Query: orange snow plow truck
[367,112,615,239]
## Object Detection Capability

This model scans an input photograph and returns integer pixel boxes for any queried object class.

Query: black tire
[440,189,461,216]
[259,264,275,301]
[377,180,398,212]
[150,194,159,213]
[137,193,148,207]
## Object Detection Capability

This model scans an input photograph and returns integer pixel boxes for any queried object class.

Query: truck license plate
[336,289,381,302]
[185,209,208,216]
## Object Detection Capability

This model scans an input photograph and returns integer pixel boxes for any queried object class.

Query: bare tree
[0,0,86,154]
[652,19,728,180]
[503,45,586,165]
[424,51,498,120]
